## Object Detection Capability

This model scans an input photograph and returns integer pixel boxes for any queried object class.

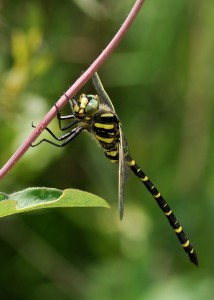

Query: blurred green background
[0,0,213,299]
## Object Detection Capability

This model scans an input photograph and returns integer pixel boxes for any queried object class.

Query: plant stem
[0,0,146,180]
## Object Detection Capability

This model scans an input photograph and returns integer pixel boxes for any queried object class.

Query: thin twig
[0,0,146,180]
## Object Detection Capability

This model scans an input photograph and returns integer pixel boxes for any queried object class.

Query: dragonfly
[32,72,198,266]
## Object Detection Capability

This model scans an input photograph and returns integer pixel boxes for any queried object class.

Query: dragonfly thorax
[72,94,100,118]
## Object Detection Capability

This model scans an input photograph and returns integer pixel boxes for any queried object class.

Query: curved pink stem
[0,0,146,180]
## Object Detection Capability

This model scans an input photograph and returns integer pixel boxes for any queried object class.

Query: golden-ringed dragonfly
[32,73,198,266]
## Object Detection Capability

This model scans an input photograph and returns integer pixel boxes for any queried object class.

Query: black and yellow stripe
[125,155,198,265]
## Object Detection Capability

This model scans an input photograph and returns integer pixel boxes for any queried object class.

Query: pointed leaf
[0,187,110,218]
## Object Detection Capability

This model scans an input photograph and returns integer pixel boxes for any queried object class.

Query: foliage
[0,188,109,217]
[0,0,214,299]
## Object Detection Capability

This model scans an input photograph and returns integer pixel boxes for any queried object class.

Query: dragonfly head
[72,94,100,117]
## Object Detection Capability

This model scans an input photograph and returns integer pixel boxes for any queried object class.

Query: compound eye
[85,95,99,116]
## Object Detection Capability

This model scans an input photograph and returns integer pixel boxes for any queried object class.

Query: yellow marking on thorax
[95,135,114,143]
[111,159,118,163]
[100,113,114,118]
[74,104,79,113]
[106,150,118,157]
[182,240,190,248]
[94,123,114,130]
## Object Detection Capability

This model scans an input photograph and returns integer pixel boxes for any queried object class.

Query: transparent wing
[92,72,115,112]
[118,124,126,220]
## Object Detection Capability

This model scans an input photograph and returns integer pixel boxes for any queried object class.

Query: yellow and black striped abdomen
[125,154,198,266]
[90,110,119,163]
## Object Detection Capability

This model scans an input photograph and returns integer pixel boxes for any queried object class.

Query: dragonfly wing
[92,73,115,112]
[118,124,126,220]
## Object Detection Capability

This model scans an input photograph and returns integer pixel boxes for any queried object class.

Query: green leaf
[0,187,110,218]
